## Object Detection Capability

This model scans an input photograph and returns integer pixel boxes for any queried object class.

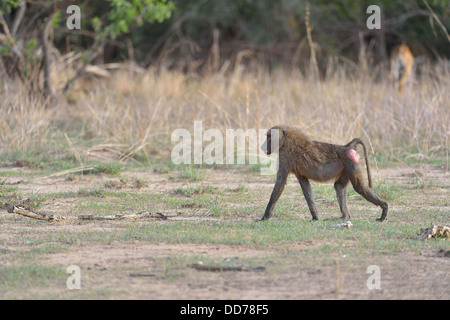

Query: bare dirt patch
[34,242,450,299]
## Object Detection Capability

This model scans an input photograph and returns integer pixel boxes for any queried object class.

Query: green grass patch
[169,166,208,181]
[171,184,221,197]
[0,264,66,289]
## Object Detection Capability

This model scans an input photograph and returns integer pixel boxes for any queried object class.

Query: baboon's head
[261,126,286,155]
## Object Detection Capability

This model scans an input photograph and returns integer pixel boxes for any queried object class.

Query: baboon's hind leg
[334,173,350,220]
[344,162,388,221]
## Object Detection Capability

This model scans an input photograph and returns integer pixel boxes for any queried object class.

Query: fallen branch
[189,263,265,272]
[7,205,181,222]
[36,166,96,179]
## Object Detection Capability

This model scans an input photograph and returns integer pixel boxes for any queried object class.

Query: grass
[0,181,448,299]
[170,166,208,181]
[0,62,448,299]
[1,61,448,170]
[171,185,221,196]
[2,175,447,247]
[3,217,446,255]
[0,264,66,288]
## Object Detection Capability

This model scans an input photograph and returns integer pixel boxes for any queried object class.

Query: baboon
[260,125,388,222]
[390,44,414,93]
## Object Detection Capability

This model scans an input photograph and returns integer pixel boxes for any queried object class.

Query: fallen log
[7,205,181,222]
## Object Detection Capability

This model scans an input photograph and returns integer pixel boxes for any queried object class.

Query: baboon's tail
[346,138,373,189]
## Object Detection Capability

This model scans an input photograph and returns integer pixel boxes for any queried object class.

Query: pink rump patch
[347,149,360,163]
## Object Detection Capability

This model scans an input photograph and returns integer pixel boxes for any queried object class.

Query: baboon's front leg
[261,172,288,221]
[297,176,319,220]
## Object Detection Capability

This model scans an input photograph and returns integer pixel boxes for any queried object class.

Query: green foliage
[153,0,449,64]
[51,10,61,28]
[0,0,22,15]
[0,0,449,82]
[0,0,175,92]
[96,0,175,39]
[24,39,39,64]
[0,44,10,56]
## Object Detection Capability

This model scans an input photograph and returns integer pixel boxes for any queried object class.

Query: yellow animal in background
[390,44,414,93]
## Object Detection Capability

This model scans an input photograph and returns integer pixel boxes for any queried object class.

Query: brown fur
[390,44,414,93]
[261,125,388,221]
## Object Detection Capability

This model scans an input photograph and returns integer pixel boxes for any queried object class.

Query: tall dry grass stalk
[0,91,52,151]
[0,58,448,166]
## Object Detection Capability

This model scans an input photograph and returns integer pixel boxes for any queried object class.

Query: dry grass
[0,59,448,167]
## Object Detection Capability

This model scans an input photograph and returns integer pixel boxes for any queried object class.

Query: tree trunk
[41,11,56,98]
